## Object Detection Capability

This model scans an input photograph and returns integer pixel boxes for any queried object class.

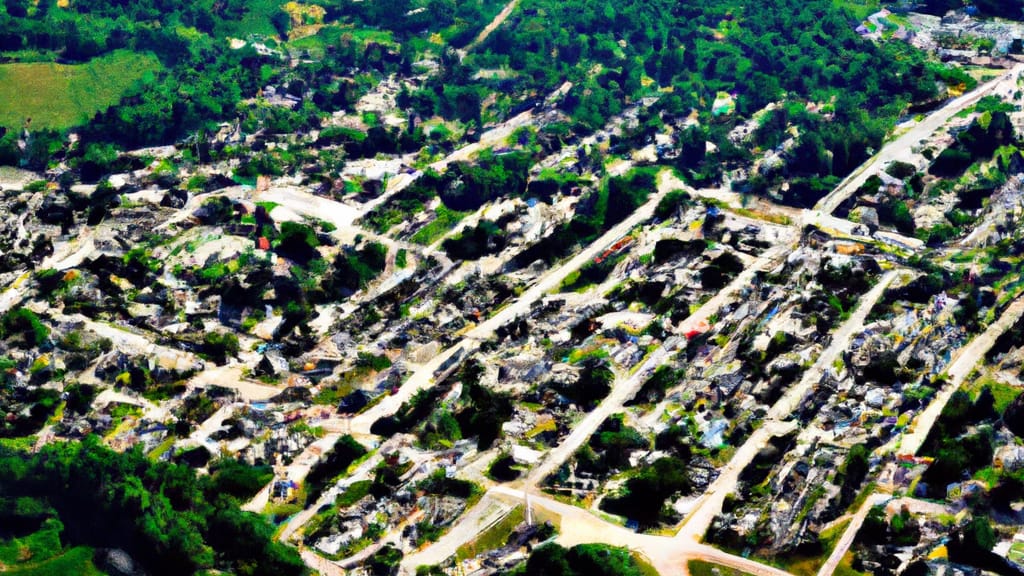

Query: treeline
[0,436,305,576]
[510,542,654,576]
[0,0,504,160]
[399,0,965,201]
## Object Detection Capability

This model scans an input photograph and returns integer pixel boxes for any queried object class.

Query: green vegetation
[0,544,106,576]
[0,50,160,130]
[600,456,692,527]
[0,437,305,576]
[509,542,653,576]
[456,506,525,561]
[443,219,508,261]
[317,241,388,301]
[553,358,614,412]
[560,252,625,292]
[628,366,682,405]
[410,205,467,245]
[514,169,655,268]
[0,308,50,349]
[654,189,694,220]
[417,360,514,450]
[303,435,368,505]
[335,480,373,508]
[365,150,531,236]
[688,560,756,576]
[574,413,649,477]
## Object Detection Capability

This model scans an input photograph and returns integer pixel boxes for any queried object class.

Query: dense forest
[0,436,305,576]
[0,0,988,203]
[0,0,506,158]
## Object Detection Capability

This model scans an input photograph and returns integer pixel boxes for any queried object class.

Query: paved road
[300,549,346,576]
[380,207,896,576]
[770,270,898,420]
[54,313,204,375]
[485,486,794,576]
[287,61,1023,576]
[525,242,791,489]
[895,294,1024,456]
[814,64,1024,215]
[676,270,898,544]
[363,105,538,217]
[659,171,923,251]
[400,494,514,571]
[242,432,343,512]
[187,364,283,401]
[349,177,679,434]
[815,492,890,576]
[277,448,386,543]
[259,185,361,230]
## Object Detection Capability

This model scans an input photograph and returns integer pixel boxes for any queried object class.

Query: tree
[963,516,996,553]
[560,359,613,411]
[524,543,572,576]
[275,221,320,265]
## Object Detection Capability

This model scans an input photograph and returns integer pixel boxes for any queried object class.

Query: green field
[0,50,161,130]
[3,546,106,576]
[687,560,755,576]
[456,506,525,561]
[0,518,104,576]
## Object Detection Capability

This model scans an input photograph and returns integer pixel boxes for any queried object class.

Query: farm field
[0,50,160,130]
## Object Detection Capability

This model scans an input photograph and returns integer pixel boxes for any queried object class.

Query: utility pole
[525,489,533,526]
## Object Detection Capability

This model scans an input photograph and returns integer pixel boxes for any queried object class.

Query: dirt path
[400,494,514,571]
[815,492,890,576]
[461,0,519,55]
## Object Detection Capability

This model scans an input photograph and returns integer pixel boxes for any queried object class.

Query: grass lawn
[834,551,868,576]
[0,519,63,566]
[1009,541,1024,564]
[410,205,467,245]
[289,25,395,58]
[0,518,104,576]
[4,546,105,576]
[966,374,1022,414]
[0,50,161,130]
[456,506,524,561]
[213,0,288,38]
[832,0,880,20]
[759,519,851,576]
[687,560,756,576]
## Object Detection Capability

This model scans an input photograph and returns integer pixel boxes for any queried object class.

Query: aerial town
[2,0,1024,575]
